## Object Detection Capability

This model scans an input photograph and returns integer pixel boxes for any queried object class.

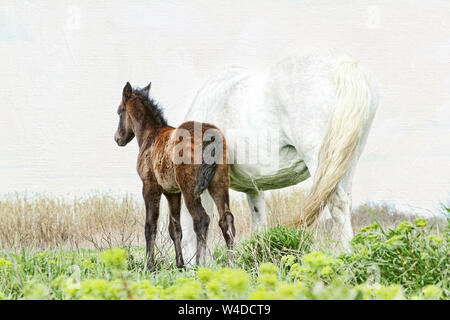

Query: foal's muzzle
[114,133,126,146]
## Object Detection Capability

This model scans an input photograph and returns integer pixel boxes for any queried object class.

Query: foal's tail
[194,138,219,195]
[295,60,372,227]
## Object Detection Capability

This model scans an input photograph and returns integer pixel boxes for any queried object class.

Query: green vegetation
[340,218,448,294]
[214,224,312,272]
[0,216,447,300]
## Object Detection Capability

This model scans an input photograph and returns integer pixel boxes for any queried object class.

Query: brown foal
[114,82,235,269]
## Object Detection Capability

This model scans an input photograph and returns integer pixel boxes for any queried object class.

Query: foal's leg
[208,185,235,265]
[143,184,161,270]
[182,193,210,266]
[164,192,185,268]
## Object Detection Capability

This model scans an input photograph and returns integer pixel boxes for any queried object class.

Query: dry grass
[0,190,444,251]
[0,193,144,249]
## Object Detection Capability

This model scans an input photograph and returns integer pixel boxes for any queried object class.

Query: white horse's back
[186,67,252,124]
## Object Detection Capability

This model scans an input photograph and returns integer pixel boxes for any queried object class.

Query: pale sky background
[1,0,449,215]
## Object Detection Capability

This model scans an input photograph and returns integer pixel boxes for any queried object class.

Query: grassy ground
[0,192,448,300]
[0,190,445,250]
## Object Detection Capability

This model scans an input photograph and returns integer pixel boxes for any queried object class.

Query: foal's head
[114,82,167,146]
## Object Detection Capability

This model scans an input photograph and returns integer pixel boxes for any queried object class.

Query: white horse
[180,50,379,262]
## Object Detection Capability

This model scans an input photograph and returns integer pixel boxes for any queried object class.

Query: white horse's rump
[295,60,373,227]
[180,50,379,262]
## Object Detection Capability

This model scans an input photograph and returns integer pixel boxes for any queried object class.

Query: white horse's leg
[180,192,215,265]
[327,184,354,251]
[327,104,374,250]
[326,119,371,250]
[180,198,196,266]
[246,191,267,231]
[302,147,356,251]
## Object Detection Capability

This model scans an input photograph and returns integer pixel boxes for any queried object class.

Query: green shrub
[339,218,449,296]
[215,225,312,271]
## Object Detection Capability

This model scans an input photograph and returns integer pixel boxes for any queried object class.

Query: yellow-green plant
[340,217,449,296]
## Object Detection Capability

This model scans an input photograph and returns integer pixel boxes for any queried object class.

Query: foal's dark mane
[134,88,168,126]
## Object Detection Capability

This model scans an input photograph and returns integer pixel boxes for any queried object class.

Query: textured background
[1,0,449,214]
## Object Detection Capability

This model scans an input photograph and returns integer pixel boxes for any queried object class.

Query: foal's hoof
[176,263,185,269]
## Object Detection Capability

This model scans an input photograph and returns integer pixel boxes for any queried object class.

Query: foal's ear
[142,82,152,96]
[123,82,132,101]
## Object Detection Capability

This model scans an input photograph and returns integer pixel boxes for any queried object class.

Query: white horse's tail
[296,60,371,227]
